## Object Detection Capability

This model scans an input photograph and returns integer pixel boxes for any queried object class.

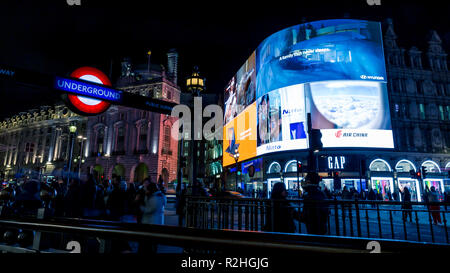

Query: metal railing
[185,196,450,244]
[0,214,449,254]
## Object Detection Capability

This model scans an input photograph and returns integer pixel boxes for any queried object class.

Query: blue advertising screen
[223,19,393,163]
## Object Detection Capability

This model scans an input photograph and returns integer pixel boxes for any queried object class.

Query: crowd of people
[0,173,169,226]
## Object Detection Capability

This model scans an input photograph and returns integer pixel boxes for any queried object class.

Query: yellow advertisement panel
[223,102,257,167]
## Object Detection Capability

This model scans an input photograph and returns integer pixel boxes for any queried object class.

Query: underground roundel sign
[65,67,112,116]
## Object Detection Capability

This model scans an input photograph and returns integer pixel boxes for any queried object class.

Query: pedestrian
[401,187,413,222]
[175,181,187,226]
[368,189,376,208]
[341,186,352,200]
[300,172,329,235]
[134,177,152,223]
[157,175,166,194]
[52,177,66,217]
[140,182,166,225]
[264,182,298,233]
[138,182,166,253]
[323,187,332,199]
[64,177,82,217]
[428,186,442,225]
[14,179,42,216]
[80,174,98,219]
[106,175,126,221]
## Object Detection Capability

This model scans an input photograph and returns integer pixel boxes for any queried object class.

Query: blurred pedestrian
[341,186,352,200]
[401,187,413,222]
[138,182,166,253]
[264,182,298,233]
[300,172,329,235]
[81,174,98,219]
[106,175,126,221]
[64,177,82,217]
[368,189,376,208]
[428,186,442,225]
[175,181,187,226]
[14,179,42,215]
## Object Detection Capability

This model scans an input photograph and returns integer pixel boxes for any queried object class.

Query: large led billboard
[223,19,393,166]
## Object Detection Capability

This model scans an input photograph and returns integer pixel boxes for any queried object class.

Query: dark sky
[0,0,448,120]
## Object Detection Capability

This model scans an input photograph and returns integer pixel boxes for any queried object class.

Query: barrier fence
[185,197,450,244]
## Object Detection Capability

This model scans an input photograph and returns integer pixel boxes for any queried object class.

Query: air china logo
[335,131,368,138]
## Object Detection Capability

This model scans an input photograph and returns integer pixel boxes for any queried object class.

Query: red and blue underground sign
[54,67,122,115]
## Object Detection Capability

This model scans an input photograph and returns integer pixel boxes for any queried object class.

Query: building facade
[84,52,181,187]
[0,105,86,180]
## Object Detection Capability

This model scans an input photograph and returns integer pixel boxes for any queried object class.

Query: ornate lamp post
[233,148,239,191]
[67,124,77,185]
[185,66,205,186]
[77,135,87,178]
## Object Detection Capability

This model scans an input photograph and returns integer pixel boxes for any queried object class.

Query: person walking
[64,178,82,218]
[401,187,413,222]
[175,181,187,227]
[265,182,298,233]
[300,172,329,235]
[368,189,376,208]
[80,174,98,219]
[106,175,126,221]
[138,182,166,253]
[428,186,442,225]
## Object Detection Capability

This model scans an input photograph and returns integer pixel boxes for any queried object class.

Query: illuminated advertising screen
[223,19,393,166]
[223,103,257,167]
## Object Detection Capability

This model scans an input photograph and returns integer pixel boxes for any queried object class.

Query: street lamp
[77,135,87,178]
[186,66,205,186]
[233,148,239,191]
[67,124,77,185]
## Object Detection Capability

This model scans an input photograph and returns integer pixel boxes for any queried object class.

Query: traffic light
[416,171,422,179]
[421,166,427,179]
[333,171,341,191]
[328,171,333,177]
[297,161,303,173]
[309,129,323,151]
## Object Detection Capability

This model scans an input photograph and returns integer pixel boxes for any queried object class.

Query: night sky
[0,0,448,120]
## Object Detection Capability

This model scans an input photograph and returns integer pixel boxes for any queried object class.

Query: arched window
[267,161,281,174]
[284,160,298,173]
[369,159,392,172]
[445,162,450,171]
[421,160,441,173]
[395,160,416,173]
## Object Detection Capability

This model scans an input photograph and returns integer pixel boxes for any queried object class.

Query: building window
[139,123,148,151]
[439,106,445,121]
[163,125,171,154]
[97,129,104,155]
[447,106,450,120]
[419,104,425,119]
[117,126,125,152]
